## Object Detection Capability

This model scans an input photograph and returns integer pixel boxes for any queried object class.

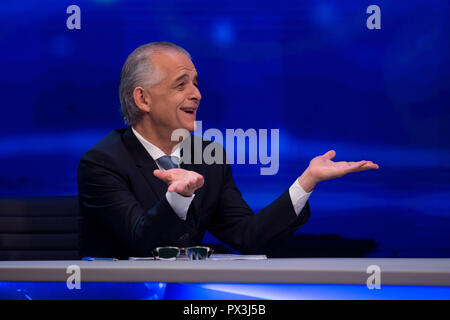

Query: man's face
[146,51,201,134]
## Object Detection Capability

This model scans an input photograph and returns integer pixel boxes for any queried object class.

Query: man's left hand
[298,150,379,192]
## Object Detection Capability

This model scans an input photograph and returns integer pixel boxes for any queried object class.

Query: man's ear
[133,86,151,112]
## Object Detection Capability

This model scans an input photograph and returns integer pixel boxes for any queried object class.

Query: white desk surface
[1,258,449,286]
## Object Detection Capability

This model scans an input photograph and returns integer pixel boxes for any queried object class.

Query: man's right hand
[153,168,204,197]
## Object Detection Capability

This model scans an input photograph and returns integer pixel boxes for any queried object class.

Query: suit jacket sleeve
[207,154,311,254]
[78,148,197,257]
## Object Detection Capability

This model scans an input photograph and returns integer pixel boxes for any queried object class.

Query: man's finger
[350,161,380,173]
[153,169,168,181]
[175,183,185,193]
[196,177,204,189]
[345,161,367,173]
[168,181,183,193]
[191,174,204,189]
[167,181,176,192]
[323,150,336,160]
[361,162,379,170]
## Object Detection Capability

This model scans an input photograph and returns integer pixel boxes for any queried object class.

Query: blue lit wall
[0,0,449,257]
[2,282,450,300]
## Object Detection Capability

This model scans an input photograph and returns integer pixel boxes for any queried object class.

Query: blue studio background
[0,0,449,258]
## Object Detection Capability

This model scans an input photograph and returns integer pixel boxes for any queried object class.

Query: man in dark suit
[77,42,378,259]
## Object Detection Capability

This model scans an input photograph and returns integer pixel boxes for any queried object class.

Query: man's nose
[189,84,202,102]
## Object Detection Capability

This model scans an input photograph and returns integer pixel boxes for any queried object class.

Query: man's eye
[177,83,185,89]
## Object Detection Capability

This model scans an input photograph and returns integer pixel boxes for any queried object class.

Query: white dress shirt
[132,127,312,221]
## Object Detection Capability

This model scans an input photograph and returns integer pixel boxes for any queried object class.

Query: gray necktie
[156,155,179,170]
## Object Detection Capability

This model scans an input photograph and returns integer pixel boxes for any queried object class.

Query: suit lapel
[122,127,167,200]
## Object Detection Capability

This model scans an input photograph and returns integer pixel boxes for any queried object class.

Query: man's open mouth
[180,107,196,115]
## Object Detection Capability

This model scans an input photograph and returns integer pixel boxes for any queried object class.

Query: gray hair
[119,42,192,126]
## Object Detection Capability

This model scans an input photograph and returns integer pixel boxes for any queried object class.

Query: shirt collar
[131,127,181,161]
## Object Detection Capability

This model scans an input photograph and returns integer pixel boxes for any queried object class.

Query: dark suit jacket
[77,127,310,259]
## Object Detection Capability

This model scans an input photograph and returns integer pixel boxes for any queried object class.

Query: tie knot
[156,155,179,170]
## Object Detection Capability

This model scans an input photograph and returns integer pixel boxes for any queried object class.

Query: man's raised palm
[308,150,379,183]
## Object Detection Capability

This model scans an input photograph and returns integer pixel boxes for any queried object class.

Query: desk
[1,258,450,299]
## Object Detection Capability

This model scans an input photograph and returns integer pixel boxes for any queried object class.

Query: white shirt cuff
[165,191,195,221]
[289,179,312,216]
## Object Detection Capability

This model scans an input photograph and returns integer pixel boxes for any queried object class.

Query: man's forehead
[173,64,197,77]
[151,51,197,78]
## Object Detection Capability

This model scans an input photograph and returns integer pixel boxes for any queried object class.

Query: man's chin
[184,121,196,133]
